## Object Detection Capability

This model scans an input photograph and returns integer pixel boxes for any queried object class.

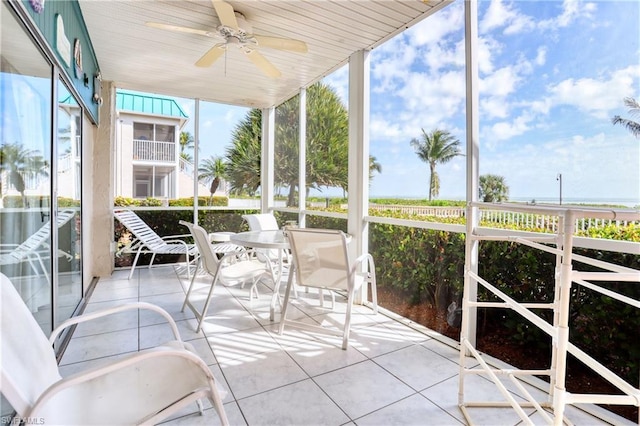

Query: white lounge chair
[114,209,198,279]
[279,227,378,349]
[0,272,229,425]
[181,221,275,332]
[0,209,76,283]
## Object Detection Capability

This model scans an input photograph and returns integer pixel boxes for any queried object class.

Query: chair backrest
[0,273,62,416]
[286,228,351,291]
[179,221,220,274]
[114,210,166,250]
[242,213,279,231]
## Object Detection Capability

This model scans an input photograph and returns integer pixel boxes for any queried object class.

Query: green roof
[116,90,188,119]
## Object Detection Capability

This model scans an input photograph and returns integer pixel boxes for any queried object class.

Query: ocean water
[369,196,639,209]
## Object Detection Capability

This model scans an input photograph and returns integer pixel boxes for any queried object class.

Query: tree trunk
[287,183,297,207]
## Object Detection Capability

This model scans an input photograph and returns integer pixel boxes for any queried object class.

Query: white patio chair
[0,272,229,426]
[242,213,279,231]
[279,227,378,349]
[114,209,198,279]
[0,209,76,283]
[181,221,275,332]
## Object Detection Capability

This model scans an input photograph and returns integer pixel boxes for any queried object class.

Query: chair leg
[370,277,378,314]
[185,252,191,280]
[182,259,201,312]
[149,253,157,269]
[342,296,354,350]
[278,269,296,335]
[129,247,143,280]
[208,387,230,426]
[196,275,219,333]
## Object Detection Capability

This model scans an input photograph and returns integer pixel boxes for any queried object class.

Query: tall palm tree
[479,174,509,202]
[179,131,194,164]
[198,156,227,205]
[611,97,640,139]
[0,143,49,205]
[410,129,462,201]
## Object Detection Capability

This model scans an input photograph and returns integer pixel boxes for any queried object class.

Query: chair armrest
[29,346,223,419]
[352,253,376,280]
[49,302,182,344]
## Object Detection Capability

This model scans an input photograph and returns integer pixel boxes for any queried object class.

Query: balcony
[133,139,176,163]
[59,264,634,425]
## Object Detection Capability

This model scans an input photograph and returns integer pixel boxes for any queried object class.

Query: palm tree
[0,143,49,205]
[410,129,463,201]
[179,131,194,164]
[198,156,227,205]
[611,97,640,139]
[479,174,509,202]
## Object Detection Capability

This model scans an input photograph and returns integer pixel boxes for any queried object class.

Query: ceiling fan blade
[196,44,226,67]
[212,0,238,30]
[246,50,281,78]
[253,35,308,53]
[146,22,214,38]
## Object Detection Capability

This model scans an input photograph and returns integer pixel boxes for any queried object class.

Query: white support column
[193,99,200,224]
[462,0,480,349]
[298,88,307,227]
[261,107,275,213]
[91,80,116,277]
[347,50,370,303]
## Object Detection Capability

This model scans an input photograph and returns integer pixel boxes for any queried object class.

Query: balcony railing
[133,139,175,163]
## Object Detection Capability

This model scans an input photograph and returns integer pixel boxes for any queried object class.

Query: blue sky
[180,0,639,204]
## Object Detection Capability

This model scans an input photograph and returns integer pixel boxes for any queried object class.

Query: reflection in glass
[56,82,82,326]
[0,1,53,335]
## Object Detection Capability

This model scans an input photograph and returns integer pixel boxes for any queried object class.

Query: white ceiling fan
[145,0,308,78]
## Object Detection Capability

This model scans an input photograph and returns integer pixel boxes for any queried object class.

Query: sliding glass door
[0,1,53,334]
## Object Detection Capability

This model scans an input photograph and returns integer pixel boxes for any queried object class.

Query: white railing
[58,153,72,173]
[458,203,640,425]
[132,139,175,162]
[0,170,47,192]
[179,157,194,176]
[368,204,639,232]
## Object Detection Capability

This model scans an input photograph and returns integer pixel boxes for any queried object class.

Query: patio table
[230,230,290,320]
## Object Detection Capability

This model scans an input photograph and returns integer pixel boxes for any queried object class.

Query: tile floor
[59,265,633,426]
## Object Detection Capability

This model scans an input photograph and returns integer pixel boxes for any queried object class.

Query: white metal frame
[458,202,640,426]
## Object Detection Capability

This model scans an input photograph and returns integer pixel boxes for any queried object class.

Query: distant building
[114,90,211,200]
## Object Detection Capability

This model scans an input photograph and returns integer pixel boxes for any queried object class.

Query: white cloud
[481,65,522,97]
[538,0,597,31]
[407,3,464,46]
[479,129,639,200]
[546,65,640,119]
[484,114,532,143]
[481,96,510,119]
[535,46,547,66]
[480,0,534,35]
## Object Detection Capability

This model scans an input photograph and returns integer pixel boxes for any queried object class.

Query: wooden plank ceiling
[79,0,451,108]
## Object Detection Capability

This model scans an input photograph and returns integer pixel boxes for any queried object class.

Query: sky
[179,0,640,205]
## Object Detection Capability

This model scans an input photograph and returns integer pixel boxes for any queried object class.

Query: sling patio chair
[114,209,198,280]
[279,227,378,349]
[0,272,229,425]
[0,209,76,284]
[181,221,275,332]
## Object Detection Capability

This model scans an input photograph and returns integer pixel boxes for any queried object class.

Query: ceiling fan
[145,0,308,78]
